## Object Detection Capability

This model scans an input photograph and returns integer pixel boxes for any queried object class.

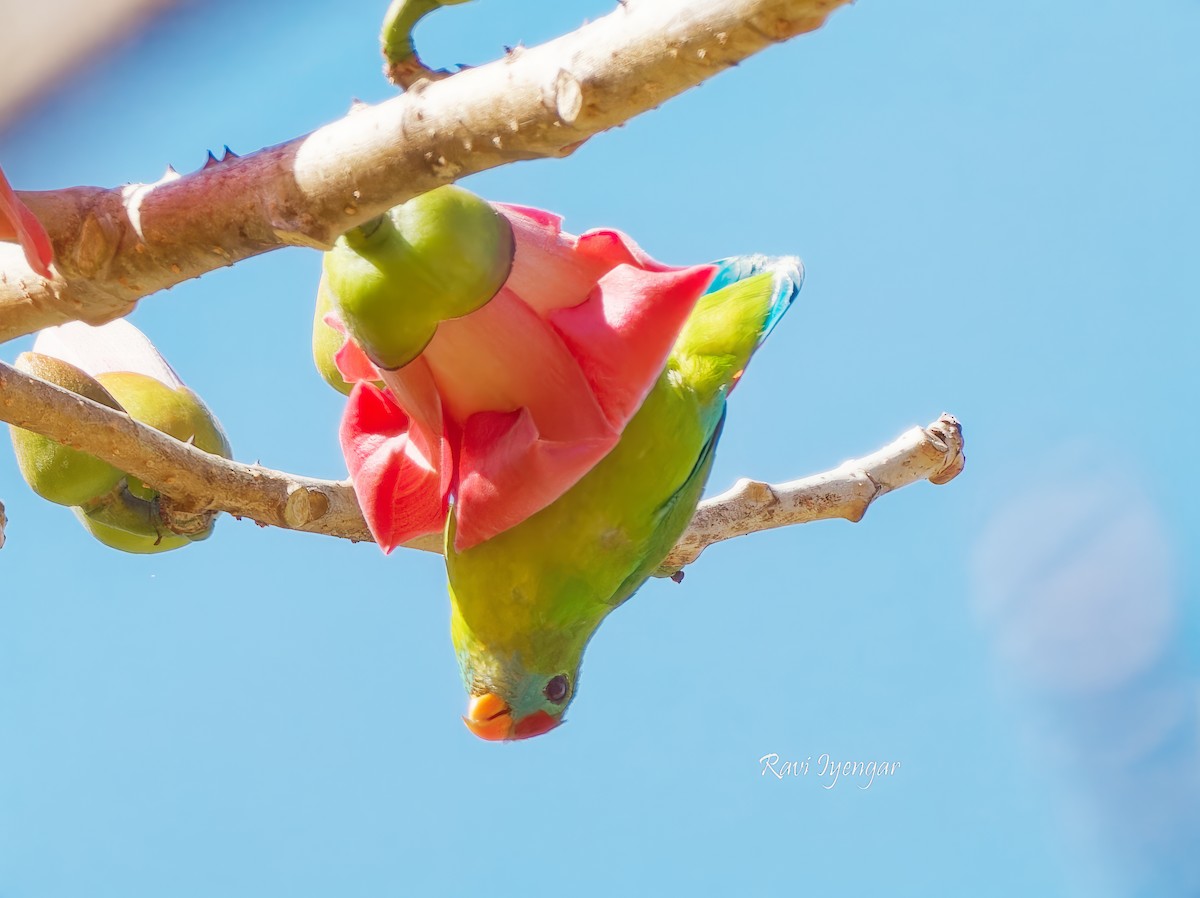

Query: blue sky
[2,1,1198,895]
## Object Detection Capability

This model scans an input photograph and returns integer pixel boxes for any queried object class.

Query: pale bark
[658,414,965,572]
[0,0,851,342]
[0,354,964,567]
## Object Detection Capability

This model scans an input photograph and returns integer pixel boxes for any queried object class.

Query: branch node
[842,474,877,523]
[551,69,584,125]
[284,484,332,528]
[737,477,776,506]
[75,212,121,279]
[157,494,216,537]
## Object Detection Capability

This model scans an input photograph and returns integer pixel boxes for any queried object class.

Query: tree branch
[0,358,380,543]
[657,414,965,572]
[0,359,964,566]
[0,0,851,343]
[0,497,6,549]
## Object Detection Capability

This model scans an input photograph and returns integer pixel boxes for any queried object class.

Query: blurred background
[1,1,1197,895]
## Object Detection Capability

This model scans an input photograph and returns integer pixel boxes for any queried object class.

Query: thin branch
[0,497,6,549]
[657,414,966,572]
[0,0,851,343]
[0,359,964,567]
[381,0,470,89]
[0,359,379,543]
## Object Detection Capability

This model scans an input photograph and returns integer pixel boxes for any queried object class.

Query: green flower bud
[20,319,233,553]
[72,506,191,554]
[313,274,374,396]
[85,371,231,549]
[8,352,126,506]
[323,185,514,370]
[95,371,231,500]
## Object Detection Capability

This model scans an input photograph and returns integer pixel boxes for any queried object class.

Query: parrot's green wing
[603,254,803,606]
[604,409,724,607]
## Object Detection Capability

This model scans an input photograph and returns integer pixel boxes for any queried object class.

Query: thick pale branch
[0,0,850,342]
[658,414,966,571]
[0,357,964,567]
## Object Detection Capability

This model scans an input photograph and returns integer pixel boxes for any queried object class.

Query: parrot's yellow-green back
[449,255,803,740]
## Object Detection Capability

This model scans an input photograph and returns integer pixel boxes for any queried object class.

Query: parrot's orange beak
[463,693,561,741]
[463,693,513,741]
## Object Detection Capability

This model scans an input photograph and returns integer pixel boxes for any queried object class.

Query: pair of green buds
[9,320,231,553]
[312,185,514,389]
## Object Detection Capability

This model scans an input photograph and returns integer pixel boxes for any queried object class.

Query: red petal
[340,382,449,552]
[421,288,610,440]
[378,358,445,438]
[0,166,53,277]
[454,407,614,550]
[550,262,715,428]
[497,205,671,317]
[327,312,383,385]
[575,228,673,273]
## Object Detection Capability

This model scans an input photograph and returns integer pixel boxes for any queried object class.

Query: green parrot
[448,256,800,739]
[318,187,800,740]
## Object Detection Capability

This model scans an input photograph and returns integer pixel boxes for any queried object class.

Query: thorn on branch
[202,147,240,171]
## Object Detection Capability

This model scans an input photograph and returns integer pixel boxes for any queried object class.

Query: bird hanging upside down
[317,186,801,740]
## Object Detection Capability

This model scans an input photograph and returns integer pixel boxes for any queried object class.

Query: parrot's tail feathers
[706,254,804,348]
[669,254,802,405]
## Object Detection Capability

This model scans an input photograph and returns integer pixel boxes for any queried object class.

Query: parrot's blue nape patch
[706,254,804,344]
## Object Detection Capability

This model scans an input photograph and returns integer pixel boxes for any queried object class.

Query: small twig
[657,414,966,572]
[0,359,964,567]
[381,0,472,89]
[0,497,6,549]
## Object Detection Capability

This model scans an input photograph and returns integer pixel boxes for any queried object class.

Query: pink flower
[331,203,717,552]
[0,164,53,277]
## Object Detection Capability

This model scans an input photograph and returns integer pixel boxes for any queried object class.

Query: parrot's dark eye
[544,674,569,704]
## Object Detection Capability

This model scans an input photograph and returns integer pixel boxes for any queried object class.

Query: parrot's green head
[449,584,604,741]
